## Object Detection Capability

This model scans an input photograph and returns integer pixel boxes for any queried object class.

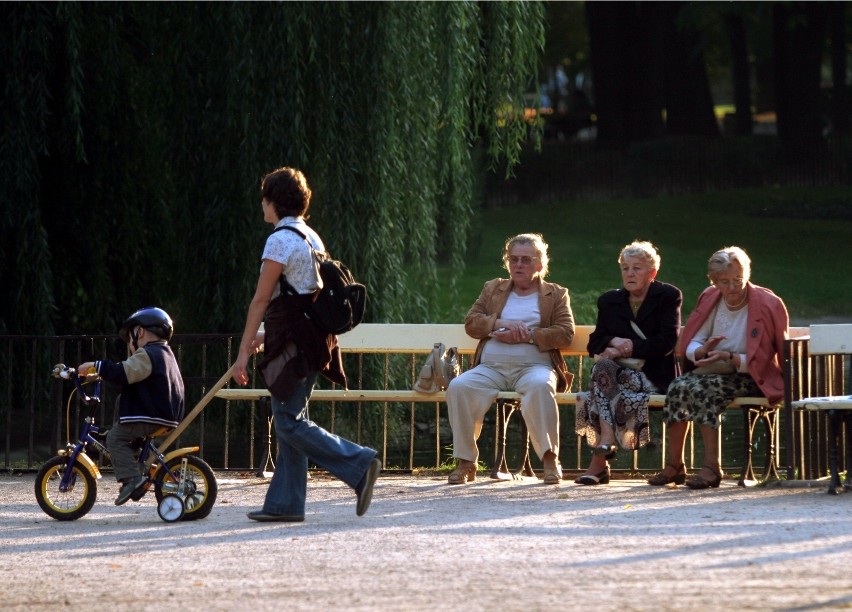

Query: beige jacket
[463,278,575,392]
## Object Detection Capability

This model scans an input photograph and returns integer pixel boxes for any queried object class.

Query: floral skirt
[575,358,653,451]
[664,372,761,429]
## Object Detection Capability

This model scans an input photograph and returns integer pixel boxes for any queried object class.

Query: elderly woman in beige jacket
[446,233,574,486]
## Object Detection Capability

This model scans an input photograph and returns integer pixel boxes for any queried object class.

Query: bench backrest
[338,324,807,356]
[337,324,593,355]
[808,323,852,355]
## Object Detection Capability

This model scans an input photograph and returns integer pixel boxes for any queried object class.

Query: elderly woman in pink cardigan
[647,246,789,489]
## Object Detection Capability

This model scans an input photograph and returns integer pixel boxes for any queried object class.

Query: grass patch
[434,186,852,325]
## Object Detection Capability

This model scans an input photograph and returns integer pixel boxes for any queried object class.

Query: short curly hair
[707,246,751,285]
[261,167,312,219]
[502,233,550,278]
[618,240,661,272]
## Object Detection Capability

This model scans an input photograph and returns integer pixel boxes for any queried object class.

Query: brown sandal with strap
[447,461,476,485]
[685,465,723,489]
[647,462,687,486]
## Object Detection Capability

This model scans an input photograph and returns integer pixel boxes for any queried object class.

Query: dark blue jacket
[96,341,185,428]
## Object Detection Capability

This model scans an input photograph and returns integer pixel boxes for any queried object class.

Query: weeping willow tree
[1,2,544,336]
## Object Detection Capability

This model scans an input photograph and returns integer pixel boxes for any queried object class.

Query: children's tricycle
[34,364,218,522]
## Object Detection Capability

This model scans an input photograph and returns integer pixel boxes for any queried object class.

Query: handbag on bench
[413,343,460,393]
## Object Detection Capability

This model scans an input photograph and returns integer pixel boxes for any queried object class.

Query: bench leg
[844,411,852,491]
[738,406,780,487]
[827,409,844,495]
[516,414,535,478]
[491,400,513,480]
[256,397,275,478]
[490,400,534,480]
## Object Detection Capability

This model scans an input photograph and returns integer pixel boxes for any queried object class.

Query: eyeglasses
[507,255,539,266]
[714,278,744,288]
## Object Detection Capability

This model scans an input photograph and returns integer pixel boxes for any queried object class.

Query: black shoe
[115,475,148,506]
[130,479,150,502]
[355,458,382,517]
[247,510,305,522]
[574,467,611,486]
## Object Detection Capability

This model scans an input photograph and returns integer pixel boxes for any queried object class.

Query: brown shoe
[447,461,476,485]
[685,465,723,489]
[647,463,687,486]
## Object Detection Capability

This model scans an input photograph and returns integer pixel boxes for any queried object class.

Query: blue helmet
[119,307,174,343]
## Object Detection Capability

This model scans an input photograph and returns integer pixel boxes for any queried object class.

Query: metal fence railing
[4,333,848,479]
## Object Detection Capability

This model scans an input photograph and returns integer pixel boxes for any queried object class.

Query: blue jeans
[263,373,377,516]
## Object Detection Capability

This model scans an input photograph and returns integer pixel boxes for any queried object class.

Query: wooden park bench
[790,323,852,494]
[216,323,808,485]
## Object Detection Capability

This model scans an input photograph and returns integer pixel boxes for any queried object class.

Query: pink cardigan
[676,283,789,403]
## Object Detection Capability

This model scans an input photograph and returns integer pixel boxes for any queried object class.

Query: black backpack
[272,226,367,335]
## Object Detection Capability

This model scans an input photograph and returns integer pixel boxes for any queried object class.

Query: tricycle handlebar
[51,363,101,405]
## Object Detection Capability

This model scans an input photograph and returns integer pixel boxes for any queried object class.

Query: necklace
[724,291,748,310]
[629,299,643,316]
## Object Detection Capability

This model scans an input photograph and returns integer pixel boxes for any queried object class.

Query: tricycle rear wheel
[154,455,217,521]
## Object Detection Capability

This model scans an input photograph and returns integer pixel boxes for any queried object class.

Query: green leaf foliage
[1,1,544,334]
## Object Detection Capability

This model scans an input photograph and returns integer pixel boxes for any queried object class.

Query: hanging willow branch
[0,2,544,334]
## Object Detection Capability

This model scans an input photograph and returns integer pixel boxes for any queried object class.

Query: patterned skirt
[664,372,761,429]
[575,358,654,451]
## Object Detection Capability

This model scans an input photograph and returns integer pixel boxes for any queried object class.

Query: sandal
[542,464,563,485]
[647,462,687,486]
[685,465,723,489]
[447,461,476,485]
[574,466,610,486]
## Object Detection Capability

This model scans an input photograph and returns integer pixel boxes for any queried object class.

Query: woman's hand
[695,349,733,366]
[609,337,633,357]
[600,347,622,360]
[231,355,250,386]
[232,331,266,386]
[490,320,532,344]
[695,335,726,362]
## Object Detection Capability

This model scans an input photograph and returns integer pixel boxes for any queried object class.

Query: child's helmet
[119,307,174,342]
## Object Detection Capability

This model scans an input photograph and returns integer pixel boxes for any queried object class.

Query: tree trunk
[725,12,753,135]
[828,2,849,136]
[773,2,830,151]
[585,1,665,143]
[662,1,719,137]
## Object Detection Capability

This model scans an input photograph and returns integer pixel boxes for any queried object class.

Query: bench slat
[216,387,771,408]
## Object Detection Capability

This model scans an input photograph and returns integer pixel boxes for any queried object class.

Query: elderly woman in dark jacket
[575,241,682,485]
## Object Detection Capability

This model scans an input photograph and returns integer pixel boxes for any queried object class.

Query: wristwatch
[528,329,536,344]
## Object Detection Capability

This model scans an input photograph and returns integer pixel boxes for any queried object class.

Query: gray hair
[618,240,661,272]
[707,246,752,285]
[503,233,550,279]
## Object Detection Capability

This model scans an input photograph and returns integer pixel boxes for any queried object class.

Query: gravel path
[2,471,851,611]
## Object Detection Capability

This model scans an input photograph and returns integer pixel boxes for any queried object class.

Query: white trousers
[447,362,559,463]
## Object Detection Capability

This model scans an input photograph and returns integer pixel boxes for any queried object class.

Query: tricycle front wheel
[34,456,97,521]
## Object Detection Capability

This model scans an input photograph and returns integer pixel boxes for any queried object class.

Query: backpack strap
[272,224,310,243]
[269,225,316,297]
